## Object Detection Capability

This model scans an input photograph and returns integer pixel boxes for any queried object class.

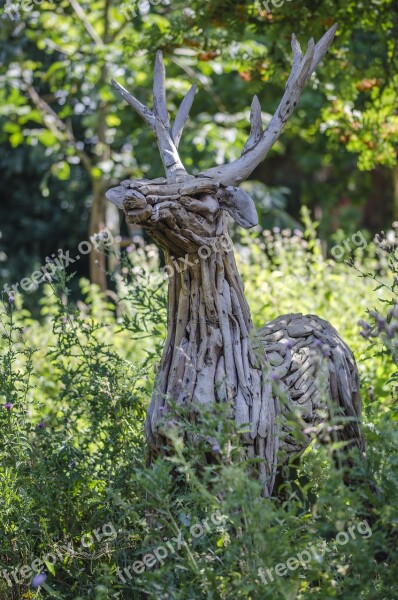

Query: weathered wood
[201,25,338,186]
[110,79,155,131]
[242,95,263,155]
[107,26,364,496]
[172,84,197,148]
[217,186,258,229]
[153,50,170,129]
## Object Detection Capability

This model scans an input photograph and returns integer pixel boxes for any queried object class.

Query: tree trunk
[362,167,390,231]
[89,180,107,291]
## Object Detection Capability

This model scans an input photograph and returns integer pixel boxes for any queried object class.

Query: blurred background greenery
[0,0,397,302]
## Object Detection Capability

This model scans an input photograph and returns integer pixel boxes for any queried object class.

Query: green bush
[0,227,397,599]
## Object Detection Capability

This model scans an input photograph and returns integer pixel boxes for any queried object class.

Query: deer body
[106,26,364,495]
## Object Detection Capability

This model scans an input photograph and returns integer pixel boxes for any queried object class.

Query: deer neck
[145,230,269,438]
[164,236,256,396]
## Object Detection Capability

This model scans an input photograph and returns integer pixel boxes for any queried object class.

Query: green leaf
[43,560,55,576]
[51,161,71,180]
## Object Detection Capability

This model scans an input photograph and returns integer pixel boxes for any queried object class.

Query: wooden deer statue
[106,25,364,496]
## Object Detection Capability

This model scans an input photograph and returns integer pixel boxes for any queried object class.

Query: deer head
[106,24,338,257]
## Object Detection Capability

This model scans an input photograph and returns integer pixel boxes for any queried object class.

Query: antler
[111,50,196,182]
[200,24,338,186]
[110,26,337,192]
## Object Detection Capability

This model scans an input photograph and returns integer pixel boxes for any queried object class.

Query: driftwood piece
[172,84,197,147]
[242,95,263,155]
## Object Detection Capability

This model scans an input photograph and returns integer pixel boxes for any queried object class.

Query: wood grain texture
[107,25,364,496]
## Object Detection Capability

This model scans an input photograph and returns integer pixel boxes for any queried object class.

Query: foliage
[0,0,397,287]
[0,227,397,599]
[355,228,398,387]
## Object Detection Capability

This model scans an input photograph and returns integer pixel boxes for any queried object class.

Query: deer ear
[216,186,258,229]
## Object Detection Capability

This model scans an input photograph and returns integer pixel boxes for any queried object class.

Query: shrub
[0,227,397,599]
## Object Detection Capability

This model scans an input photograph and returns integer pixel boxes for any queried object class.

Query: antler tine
[111,79,155,131]
[201,24,338,186]
[311,23,338,73]
[286,33,303,90]
[152,50,187,179]
[153,50,170,129]
[291,33,303,60]
[242,95,263,155]
[155,117,187,177]
[296,37,315,87]
[172,83,197,148]
[112,52,187,181]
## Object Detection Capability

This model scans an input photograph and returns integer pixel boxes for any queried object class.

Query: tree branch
[23,75,93,174]
[69,0,105,47]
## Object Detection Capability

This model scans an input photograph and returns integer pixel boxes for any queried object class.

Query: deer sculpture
[106,25,364,496]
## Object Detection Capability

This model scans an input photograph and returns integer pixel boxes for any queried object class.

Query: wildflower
[358,319,370,328]
[271,373,280,382]
[360,330,371,340]
[375,314,386,329]
[358,319,372,339]
[388,305,398,320]
[212,443,221,454]
[37,422,45,429]
[126,245,134,253]
[60,316,67,323]
[8,295,14,305]
[4,403,13,410]
[31,573,47,589]
[179,512,191,526]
